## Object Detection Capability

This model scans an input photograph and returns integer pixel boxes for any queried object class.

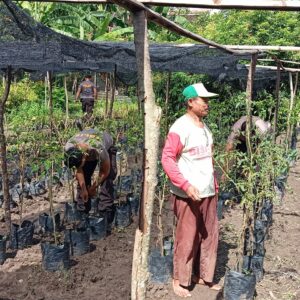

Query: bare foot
[192,276,222,291]
[172,279,192,298]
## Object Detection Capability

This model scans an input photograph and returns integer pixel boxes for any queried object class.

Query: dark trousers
[81,98,95,114]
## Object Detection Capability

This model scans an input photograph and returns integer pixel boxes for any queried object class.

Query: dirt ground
[0,148,300,300]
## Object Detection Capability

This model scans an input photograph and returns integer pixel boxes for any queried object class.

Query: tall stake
[286,72,298,149]
[131,10,162,300]
[108,67,116,118]
[64,76,69,120]
[49,161,57,244]
[0,67,12,236]
[245,53,258,158]
[105,73,109,117]
[47,71,53,137]
[273,62,281,142]
[164,72,171,131]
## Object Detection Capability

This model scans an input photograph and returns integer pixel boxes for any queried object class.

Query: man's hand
[186,185,201,201]
[88,185,97,198]
[81,187,89,203]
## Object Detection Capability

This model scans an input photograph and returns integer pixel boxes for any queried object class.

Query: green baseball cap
[183,83,218,101]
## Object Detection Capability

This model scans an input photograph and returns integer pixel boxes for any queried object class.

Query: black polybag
[39,213,60,232]
[64,228,90,256]
[148,249,173,284]
[115,201,132,228]
[223,270,256,300]
[11,220,34,250]
[242,255,264,282]
[64,202,87,225]
[0,235,6,265]
[41,242,70,272]
[127,193,139,216]
[89,216,107,240]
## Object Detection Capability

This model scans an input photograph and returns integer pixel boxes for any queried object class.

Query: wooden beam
[246,64,300,73]
[258,59,300,66]
[222,45,300,51]
[24,0,300,11]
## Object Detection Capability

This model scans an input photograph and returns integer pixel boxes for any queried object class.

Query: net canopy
[0,0,282,88]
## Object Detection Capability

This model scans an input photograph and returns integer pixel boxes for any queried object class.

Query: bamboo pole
[246,64,300,73]
[105,73,109,117]
[0,67,12,236]
[48,71,53,136]
[164,72,171,131]
[258,59,300,66]
[131,9,162,300]
[223,45,300,52]
[108,67,116,118]
[245,53,258,158]
[273,62,281,142]
[286,72,298,149]
[64,76,69,120]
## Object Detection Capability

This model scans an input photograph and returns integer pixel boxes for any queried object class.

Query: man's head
[183,83,218,117]
[85,74,92,80]
[64,147,83,169]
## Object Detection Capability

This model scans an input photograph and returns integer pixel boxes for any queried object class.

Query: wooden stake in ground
[47,71,53,136]
[273,62,281,142]
[108,68,116,118]
[245,53,258,158]
[0,67,12,236]
[286,72,299,149]
[105,73,109,117]
[64,76,69,120]
[131,9,162,300]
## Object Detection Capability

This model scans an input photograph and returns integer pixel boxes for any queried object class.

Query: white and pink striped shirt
[162,115,217,199]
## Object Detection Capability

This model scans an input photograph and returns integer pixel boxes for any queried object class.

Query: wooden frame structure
[0,1,299,300]
[25,0,300,11]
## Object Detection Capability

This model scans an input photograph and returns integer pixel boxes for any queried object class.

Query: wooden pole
[0,67,12,236]
[48,71,53,136]
[105,73,109,117]
[164,72,171,131]
[286,72,298,149]
[245,53,258,158]
[131,9,162,300]
[108,67,116,118]
[273,62,281,142]
[64,76,69,120]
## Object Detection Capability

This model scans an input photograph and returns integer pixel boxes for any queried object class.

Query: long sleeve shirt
[162,115,216,199]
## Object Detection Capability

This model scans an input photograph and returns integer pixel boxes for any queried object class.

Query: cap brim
[199,92,219,98]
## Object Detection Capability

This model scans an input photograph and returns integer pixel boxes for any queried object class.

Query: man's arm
[162,132,200,201]
[88,158,110,196]
[76,167,89,202]
[75,85,82,101]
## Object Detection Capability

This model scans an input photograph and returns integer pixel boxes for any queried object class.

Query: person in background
[162,83,221,298]
[226,116,272,154]
[64,128,117,232]
[76,74,97,116]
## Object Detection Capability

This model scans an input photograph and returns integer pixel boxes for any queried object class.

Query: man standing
[162,83,221,297]
[64,128,117,230]
[76,74,97,116]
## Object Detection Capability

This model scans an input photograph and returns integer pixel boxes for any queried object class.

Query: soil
[0,148,300,300]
